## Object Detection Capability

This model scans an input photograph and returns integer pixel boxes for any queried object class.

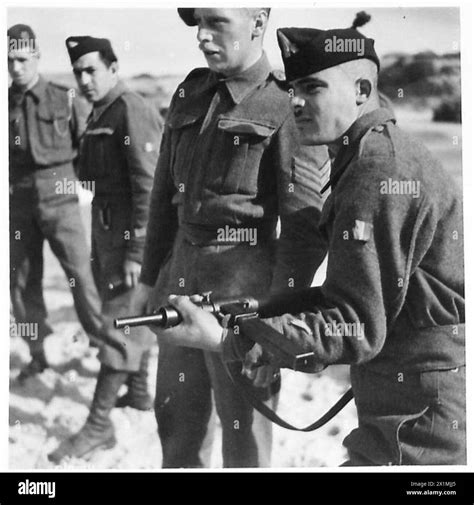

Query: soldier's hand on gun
[123,259,141,288]
[151,295,224,352]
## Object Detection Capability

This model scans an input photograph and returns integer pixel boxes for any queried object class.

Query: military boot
[47,365,127,464]
[116,351,152,411]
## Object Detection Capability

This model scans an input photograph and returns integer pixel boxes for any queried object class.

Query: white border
[1,0,472,477]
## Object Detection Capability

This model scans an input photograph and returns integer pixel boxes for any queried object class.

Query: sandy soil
[9,107,461,469]
[9,244,356,469]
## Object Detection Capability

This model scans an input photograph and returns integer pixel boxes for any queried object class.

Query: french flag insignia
[352,220,373,242]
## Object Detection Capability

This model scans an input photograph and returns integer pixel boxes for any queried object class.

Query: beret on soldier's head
[178,8,197,26]
[277,11,379,82]
[8,24,38,52]
[65,36,117,64]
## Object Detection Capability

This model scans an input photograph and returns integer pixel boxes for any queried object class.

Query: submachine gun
[115,287,353,432]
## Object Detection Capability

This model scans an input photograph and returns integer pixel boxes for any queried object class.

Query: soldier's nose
[291,96,305,115]
[197,27,212,43]
[80,74,91,86]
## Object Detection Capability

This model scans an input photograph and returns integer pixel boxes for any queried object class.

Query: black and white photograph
[2,0,473,501]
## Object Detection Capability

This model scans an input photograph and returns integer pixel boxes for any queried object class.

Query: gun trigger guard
[200,291,213,303]
[217,312,230,327]
[228,312,259,328]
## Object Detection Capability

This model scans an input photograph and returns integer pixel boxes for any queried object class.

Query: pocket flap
[37,108,69,122]
[85,126,115,136]
[168,113,203,130]
[36,109,54,122]
[218,117,275,137]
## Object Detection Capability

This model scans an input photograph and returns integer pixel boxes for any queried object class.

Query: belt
[180,222,276,247]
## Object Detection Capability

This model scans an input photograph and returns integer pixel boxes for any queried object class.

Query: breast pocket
[167,113,202,187]
[212,117,275,195]
[82,126,116,179]
[36,107,71,149]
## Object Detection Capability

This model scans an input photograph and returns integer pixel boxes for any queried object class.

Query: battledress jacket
[140,54,328,292]
[224,108,465,374]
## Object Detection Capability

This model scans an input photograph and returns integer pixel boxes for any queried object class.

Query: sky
[7,6,460,77]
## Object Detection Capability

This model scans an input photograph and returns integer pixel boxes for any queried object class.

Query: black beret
[65,36,117,64]
[178,8,197,26]
[277,26,380,82]
[8,24,37,52]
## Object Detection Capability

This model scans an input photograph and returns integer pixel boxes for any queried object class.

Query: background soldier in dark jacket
[151,22,465,466]
[136,8,327,468]
[8,24,106,382]
[48,37,162,463]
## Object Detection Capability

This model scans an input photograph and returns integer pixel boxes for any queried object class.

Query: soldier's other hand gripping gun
[114,288,322,371]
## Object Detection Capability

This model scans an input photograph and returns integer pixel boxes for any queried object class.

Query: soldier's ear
[110,61,119,75]
[355,78,372,104]
[251,9,268,39]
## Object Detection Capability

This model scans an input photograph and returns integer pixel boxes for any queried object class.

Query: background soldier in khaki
[48,36,162,463]
[136,8,327,468]
[8,24,106,383]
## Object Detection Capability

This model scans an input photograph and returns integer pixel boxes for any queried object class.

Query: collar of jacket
[321,107,396,194]
[198,52,271,105]
[90,80,128,123]
[10,74,47,104]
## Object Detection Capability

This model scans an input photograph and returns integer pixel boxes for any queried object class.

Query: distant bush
[404,59,437,83]
[433,96,461,122]
[378,51,460,110]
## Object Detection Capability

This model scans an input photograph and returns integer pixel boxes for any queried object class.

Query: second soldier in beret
[48,36,162,463]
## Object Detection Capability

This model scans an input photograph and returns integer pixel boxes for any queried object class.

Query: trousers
[149,230,279,467]
[343,365,466,465]
[10,181,103,354]
[90,201,154,372]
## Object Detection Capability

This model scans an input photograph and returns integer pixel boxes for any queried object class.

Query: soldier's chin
[13,76,27,86]
[296,127,322,146]
[206,61,225,73]
[205,56,228,73]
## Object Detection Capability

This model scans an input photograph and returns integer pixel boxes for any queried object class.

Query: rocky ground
[9,244,356,469]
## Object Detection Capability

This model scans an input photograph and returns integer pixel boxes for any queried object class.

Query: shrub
[433,96,461,122]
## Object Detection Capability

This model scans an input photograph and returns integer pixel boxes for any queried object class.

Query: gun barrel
[114,313,165,328]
